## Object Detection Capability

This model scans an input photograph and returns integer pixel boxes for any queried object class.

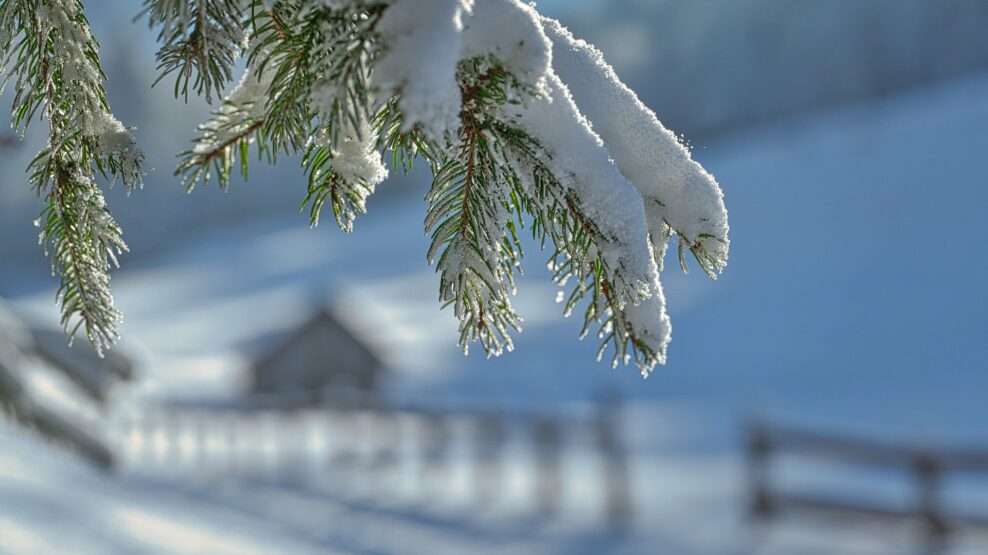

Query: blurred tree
[0,0,729,379]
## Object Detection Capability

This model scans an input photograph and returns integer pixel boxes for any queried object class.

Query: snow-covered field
[2,68,988,554]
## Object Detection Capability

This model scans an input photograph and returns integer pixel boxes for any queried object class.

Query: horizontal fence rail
[747,421,988,545]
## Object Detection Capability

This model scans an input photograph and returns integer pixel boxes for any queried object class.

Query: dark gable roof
[251,307,384,374]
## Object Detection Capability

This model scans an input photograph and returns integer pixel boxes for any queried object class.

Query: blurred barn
[248,307,385,407]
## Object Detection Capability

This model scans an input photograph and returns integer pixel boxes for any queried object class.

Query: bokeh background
[1,1,987,553]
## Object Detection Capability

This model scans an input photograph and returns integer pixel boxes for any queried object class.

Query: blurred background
[2,0,988,553]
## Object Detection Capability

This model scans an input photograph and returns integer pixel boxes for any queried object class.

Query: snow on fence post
[533,416,563,516]
[596,389,633,532]
[473,412,506,506]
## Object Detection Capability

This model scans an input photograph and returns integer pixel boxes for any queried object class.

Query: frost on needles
[0,0,146,356]
[0,0,729,376]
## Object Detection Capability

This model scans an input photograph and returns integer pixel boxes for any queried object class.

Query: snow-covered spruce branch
[489,119,670,370]
[3,0,728,374]
[175,3,385,191]
[0,0,145,356]
[35,161,128,353]
[424,61,523,357]
[540,18,729,279]
[163,0,728,374]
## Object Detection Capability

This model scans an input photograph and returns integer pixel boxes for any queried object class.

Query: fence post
[114,412,136,468]
[369,408,400,493]
[420,411,451,499]
[327,407,359,488]
[747,422,773,520]
[916,452,948,545]
[145,411,160,466]
[223,413,238,474]
[473,413,505,506]
[167,408,183,470]
[533,417,563,516]
[193,413,208,471]
[276,409,306,483]
[596,389,632,533]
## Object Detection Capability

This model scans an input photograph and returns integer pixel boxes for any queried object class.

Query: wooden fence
[110,391,633,531]
[747,420,988,545]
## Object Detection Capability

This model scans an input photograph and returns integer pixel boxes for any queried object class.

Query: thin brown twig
[196,119,264,165]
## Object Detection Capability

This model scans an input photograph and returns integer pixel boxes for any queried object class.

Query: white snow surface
[374,0,471,142]
[329,119,389,193]
[504,71,669,347]
[542,18,728,270]
[460,0,551,90]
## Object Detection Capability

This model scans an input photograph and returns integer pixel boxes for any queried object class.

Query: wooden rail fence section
[747,421,988,544]
[112,393,633,531]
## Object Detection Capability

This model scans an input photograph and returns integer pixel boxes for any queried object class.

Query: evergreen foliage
[0,0,730,378]
[0,0,145,356]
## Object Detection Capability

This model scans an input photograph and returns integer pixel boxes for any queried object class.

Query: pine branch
[246,5,315,154]
[490,119,665,370]
[424,61,522,356]
[300,121,383,232]
[179,3,386,194]
[374,98,438,173]
[2,0,728,374]
[142,0,249,103]
[36,158,127,356]
[0,0,144,355]
[176,102,266,190]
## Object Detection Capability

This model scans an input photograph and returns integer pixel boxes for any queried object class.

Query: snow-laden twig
[542,18,729,277]
[0,0,145,354]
